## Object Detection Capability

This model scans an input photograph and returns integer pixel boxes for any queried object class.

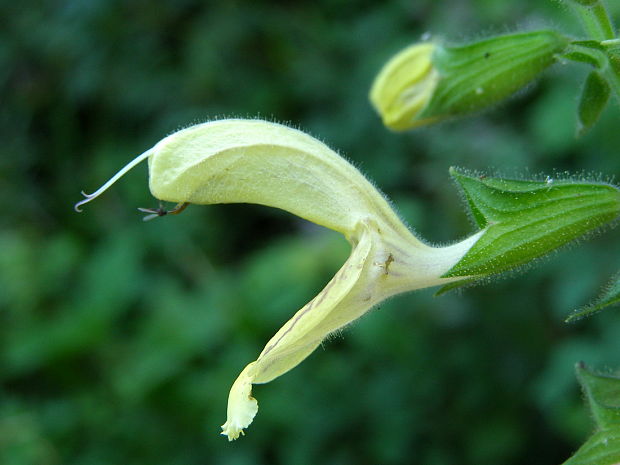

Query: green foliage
[2,0,620,464]
[443,168,620,279]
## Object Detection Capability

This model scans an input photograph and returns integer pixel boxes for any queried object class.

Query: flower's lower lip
[220,218,483,439]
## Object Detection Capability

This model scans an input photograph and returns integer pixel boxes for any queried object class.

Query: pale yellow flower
[74,119,481,440]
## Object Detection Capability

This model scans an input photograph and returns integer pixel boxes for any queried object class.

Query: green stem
[569,0,616,41]
[590,2,615,39]
[601,38,620,50]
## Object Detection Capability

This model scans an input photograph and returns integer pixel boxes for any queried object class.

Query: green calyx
[577,363,620,430]
[442,168,620,281]
[562,363,620,465]
[420,30,569,120]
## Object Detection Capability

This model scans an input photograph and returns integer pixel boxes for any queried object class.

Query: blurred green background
[2,1,620,464]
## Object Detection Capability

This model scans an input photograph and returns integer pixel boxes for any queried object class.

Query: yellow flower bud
[369,43,440,130]
[370,31,568,130]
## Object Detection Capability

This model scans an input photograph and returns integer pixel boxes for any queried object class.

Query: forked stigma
[73,148,153,212]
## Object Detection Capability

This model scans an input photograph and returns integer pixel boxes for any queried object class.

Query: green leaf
[443,168,620,278]
[562,50,604,67]
[562,363,620,465]
[563,45,620,112]
[577,71,611,136]
[567,270,620,322]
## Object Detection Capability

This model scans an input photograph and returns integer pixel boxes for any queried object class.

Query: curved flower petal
[221,222,374,440]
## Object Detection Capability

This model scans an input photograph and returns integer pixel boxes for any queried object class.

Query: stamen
[168,202,190,215]
[136,202,190,221]
[137,204,166,221]
[74,148,153,212]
